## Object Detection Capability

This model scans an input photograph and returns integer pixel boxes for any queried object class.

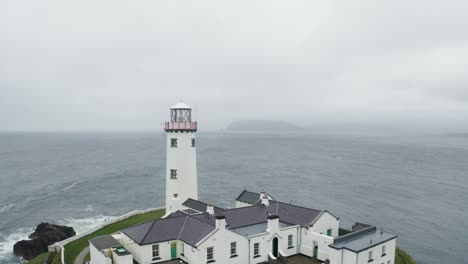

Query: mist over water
[0,132,467,264]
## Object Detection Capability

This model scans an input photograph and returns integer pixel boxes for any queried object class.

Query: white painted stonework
[165,102,198,213]
[89,102,397,264]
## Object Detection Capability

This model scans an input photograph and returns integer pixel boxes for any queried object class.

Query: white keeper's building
[89,102,397,264]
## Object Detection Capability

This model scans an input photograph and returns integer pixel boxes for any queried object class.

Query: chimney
[206,204,214,215]
[266,214,279,233]
[261,192,269,207]
[215,214,226,230]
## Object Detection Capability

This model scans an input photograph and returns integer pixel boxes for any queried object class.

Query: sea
[0,132,467,264]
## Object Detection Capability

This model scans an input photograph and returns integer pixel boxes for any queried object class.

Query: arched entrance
[272,237,279,258]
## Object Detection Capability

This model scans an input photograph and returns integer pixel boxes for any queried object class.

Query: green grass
[27,252,49,264]
[64,209,165,264]
[395,247,417,264]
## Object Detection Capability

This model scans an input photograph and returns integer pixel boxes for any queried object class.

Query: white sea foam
[0,214,116,263]
[0,204,15,214]
[0,227,33,262]
[26,182,79,203]
[56,214,116,234]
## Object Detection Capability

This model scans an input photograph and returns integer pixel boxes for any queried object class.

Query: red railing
[164,122,197,131]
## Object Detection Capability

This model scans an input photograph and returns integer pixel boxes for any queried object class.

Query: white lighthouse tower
[164,102,198,213]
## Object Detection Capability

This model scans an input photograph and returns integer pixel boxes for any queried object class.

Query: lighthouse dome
[170,101,191,110]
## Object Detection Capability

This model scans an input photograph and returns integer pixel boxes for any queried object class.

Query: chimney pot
[206,204,214,214]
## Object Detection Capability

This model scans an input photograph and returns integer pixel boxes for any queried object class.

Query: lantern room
[170,102,192,123]
[165,101,197,132]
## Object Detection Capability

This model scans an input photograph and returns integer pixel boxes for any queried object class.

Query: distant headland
[226,120,302,132]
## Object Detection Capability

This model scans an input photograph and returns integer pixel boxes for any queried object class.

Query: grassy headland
[395,248,417,264]
[64,209,165,264]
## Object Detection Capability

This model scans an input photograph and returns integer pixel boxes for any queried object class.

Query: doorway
[272,237,279,258]
[171,242,177,259]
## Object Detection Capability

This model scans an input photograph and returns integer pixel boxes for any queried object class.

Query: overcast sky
[1,0,468,133]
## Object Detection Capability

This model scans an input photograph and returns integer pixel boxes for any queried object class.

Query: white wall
[166,131,198,213]
[89,244,112,264]
[328,238,397,264]
[311,212,339,237]
[111,251,133,264]
[300,212,338,261]
[235,201,251,208]
[118,233,179,264]
[185,228,248,264]
[356,239,397,264]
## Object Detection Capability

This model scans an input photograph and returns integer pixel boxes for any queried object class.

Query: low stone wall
[48,206,164,264]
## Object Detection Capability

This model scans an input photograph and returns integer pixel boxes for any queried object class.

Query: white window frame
[368,250,373,262]
[207,247,214,261]
[382,245,386,256]
[230,242,237,257]
[254,243,260,256]
[152,244,159,258]
[288,234,293,248]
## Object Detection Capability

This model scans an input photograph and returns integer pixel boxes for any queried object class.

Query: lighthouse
[164,102,198,213]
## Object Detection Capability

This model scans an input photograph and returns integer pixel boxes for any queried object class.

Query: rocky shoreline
[13,223,75,260]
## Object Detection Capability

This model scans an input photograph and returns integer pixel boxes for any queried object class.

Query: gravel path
[74,246,90,264]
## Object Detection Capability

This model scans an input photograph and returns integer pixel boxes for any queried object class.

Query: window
[327,229,332,236]
[230,242,237,257]
[253,243,260,257]
[191,138,196,147]
[368,250,373,262]
[170,169,177,179]
[171,138,177,148]
[288,235,293,248]
[181,243,184,256]
[207,247,214,262]
[173,193,178,198]
[387,261,391,264]
[382,245,386,256]
[152,244,159,258]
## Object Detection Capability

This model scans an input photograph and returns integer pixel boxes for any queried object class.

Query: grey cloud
[1,0,467,133]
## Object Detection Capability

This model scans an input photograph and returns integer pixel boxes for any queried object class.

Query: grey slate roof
[90,235,121,250]
[121,214,215,247]
[329,226,397,253]
[191,201,322,229]
[121,192,332,247]
[182,198,224,213]
[231,222,292,237]
[236,190,262,204]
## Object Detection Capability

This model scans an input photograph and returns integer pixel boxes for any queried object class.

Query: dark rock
[13,223,75,260]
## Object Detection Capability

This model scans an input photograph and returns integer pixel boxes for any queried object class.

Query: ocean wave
[0,227,33,263]
[0,204,15,214]
[26,182,78,203]
[0,214,116,264]
[56,214,116,234]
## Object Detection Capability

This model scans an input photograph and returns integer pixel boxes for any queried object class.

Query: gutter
[248,238,251,264]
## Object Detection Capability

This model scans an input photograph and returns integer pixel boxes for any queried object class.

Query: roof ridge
[276,200,321,212]
[177,216,189,240]
[139,219,158,244]
[190,213,216,226]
